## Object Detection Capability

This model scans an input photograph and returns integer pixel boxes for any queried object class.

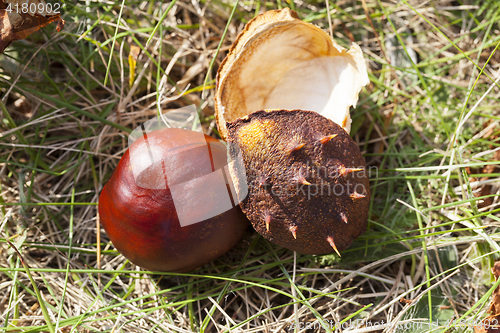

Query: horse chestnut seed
[98,128,249,272]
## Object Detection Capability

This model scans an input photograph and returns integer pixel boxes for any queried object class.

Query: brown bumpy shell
[226,110,370,255]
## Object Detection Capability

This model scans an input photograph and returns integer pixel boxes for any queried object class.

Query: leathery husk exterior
[226,110,370,255]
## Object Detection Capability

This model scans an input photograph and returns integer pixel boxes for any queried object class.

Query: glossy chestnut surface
[99,128,249,272]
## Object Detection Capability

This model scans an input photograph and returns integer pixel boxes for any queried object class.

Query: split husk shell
[215,8,369,140]
[227,110,370,255]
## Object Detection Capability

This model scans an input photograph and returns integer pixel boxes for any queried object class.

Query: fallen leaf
[400,297,414,304]
[466,121,500,208]
[474,261,500,333]
[0,0,64,53]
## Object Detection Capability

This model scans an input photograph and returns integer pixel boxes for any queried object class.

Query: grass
[1,0,500,332]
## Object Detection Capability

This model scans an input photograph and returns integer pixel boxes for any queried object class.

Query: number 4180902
[6,2,61,15]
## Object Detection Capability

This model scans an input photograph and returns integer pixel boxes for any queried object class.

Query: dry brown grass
[1,0,500,332]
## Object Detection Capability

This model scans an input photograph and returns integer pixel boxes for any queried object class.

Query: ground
[0,0,500,332]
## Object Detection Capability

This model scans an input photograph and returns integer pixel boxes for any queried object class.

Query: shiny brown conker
[98,128,249,272]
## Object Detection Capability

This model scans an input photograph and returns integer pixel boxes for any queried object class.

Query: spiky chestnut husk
[227,110,370,255]
[99,128,249,272]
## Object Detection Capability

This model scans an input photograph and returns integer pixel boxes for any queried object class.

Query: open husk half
[215,8,369,140]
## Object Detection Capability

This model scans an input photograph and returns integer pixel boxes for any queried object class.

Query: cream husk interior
[215,9,369,140]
